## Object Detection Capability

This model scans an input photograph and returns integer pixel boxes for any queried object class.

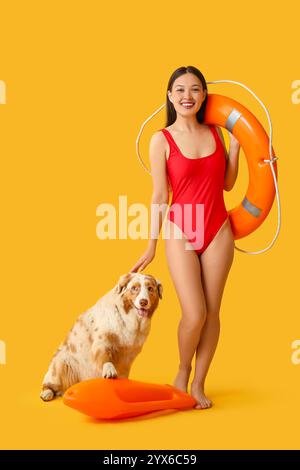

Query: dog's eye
[131,285,139,292]
[148,286,154,292]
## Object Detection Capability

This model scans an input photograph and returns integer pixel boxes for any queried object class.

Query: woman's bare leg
[191,219,235,409]
[164,219,207,392]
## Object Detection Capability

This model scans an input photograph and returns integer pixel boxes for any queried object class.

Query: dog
[40,272,163,401]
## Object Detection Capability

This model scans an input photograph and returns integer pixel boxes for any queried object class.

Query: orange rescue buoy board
[63,377,196,420]
[204,94,278,239]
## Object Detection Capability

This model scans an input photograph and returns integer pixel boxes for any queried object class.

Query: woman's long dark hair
[165,66,208,127]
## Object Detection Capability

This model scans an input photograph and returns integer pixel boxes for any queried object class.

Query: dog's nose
[139,299,148,307]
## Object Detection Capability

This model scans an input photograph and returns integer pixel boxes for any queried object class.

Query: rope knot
[263,156,279,163]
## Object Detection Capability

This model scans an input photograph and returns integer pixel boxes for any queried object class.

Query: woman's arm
[215,126,240,191]
[148,131,170,251]
[130,132,170,273]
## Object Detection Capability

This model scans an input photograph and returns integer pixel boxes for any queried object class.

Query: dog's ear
[115,273,134,294]
[156,279,163,299]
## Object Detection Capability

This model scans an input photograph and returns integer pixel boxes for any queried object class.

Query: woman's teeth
[181,103,194,108]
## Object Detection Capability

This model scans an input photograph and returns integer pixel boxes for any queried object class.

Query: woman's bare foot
[173,366,191,393]
[190,382,212,409]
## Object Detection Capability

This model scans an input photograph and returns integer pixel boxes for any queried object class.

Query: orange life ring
[204,94,278,240]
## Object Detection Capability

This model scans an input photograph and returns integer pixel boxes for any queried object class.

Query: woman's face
[168,73,206,115]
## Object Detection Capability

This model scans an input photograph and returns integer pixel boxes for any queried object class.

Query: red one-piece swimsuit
[160,124,229,255]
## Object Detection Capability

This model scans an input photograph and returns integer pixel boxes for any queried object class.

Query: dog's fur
[40,272,163,401]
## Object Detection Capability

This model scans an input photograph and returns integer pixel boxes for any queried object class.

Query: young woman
[130,65,240,409]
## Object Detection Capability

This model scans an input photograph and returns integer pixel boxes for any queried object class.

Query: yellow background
[0,0,299,450]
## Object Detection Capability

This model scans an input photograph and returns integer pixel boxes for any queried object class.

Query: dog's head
[115,272,163,319]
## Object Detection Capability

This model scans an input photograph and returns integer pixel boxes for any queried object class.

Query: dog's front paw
[102,362,118,379]
[40,388,55,401]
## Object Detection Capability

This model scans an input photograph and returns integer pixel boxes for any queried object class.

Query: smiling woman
[131,65,237,410]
